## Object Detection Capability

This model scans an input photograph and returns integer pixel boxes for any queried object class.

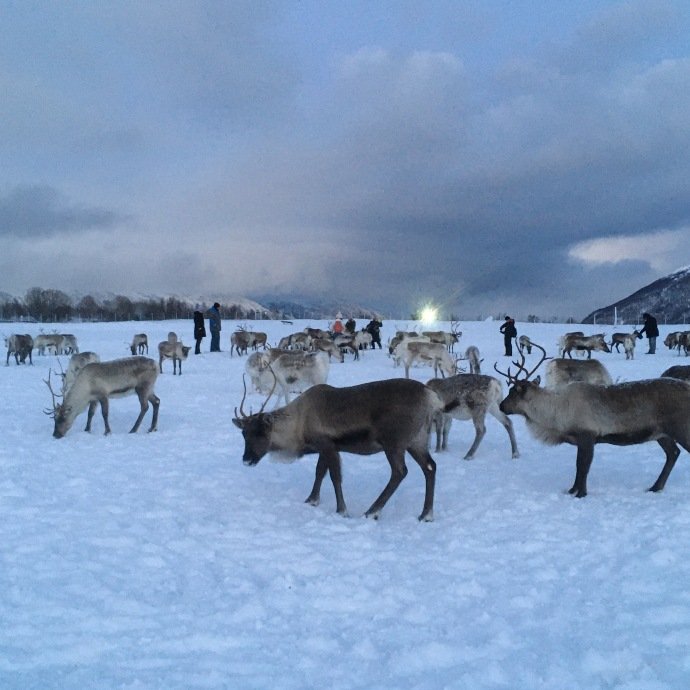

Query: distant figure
[332,315,344,335]
[365,318,383,349]
[193,309,206,355]
[345,317,356,334]
[206,302,222,352]
[500,316,517,356]
[638,312,659,354]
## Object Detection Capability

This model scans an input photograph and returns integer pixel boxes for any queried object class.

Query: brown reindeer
[233,377,446,521]
[496,342,690,497]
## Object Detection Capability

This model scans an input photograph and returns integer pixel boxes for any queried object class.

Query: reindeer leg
[99,398,112,435]
[408,446,436,522]
[85,400,98,432]
[490,408,520,459]
[569,436,594,497]
[441,415,451,451]
[464,414,486,459]
[147,393,160,432]
[648,437,681,492]
[364,449,408,520]
[305,454,328,507]
[129,391,150,433]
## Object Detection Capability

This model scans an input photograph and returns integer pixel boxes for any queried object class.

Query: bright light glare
[420,306,437,325]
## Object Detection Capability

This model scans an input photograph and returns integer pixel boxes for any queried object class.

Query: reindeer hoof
[419,510,434,522]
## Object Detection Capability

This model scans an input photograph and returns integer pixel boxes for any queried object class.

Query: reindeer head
[44,368,72,438]
[232,372,278,465]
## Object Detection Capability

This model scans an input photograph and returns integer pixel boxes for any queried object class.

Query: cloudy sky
[2,1,690,319]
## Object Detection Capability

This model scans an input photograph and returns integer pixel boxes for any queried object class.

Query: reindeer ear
[533,375,541,386]
[232,418,244,429]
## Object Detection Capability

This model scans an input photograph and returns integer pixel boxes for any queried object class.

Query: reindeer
[610,330,639,359]
[158,339,191,374]
[422,323,462,352]
[560,333,610,359]
[311,337,345,363]
[46,356,160,438]
[660,365,690,381]
[426,374,519,460]
[232,377,446,521]
[61,334,79,355]
[5,334,33,365]
[544,358,613,388]
[130,333,148,355]
[463,345,482,374]
[395,341,456,379]
[245,349,330,405]
[34,333,64,356]
[518,335,533,354]
[495,342,690,497]
[63,351,101,392]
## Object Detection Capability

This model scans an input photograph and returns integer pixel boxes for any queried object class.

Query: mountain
[583,266,690,325]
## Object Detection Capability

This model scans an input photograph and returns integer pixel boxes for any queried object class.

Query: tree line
[0,288,267,323]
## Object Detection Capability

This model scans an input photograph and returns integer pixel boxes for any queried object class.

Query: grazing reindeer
[46,356,160,438]
[427,374,519,460]
[232,377,446,521]
[5,334,33,365]
[496,342,690,497]
[130,333,148,355]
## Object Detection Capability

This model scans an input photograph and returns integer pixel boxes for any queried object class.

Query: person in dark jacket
[499,316,517,356]
[345,317,356,335]
[365,318,383,349]
[205,302,222,352]
[638,312,659,354]
[193,309,206,354]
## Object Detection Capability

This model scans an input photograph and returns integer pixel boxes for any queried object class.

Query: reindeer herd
[5,318,690,522]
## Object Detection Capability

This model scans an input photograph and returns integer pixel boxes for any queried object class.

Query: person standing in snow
[638,312,659,354]
[205,302,222,352]
[500,316,517,356]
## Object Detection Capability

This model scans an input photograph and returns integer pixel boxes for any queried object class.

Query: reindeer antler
[494,341,550,384]
[234,367,279,420]
[43,369,64,417]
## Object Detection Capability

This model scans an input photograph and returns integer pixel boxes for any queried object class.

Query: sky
[2,1,690,320]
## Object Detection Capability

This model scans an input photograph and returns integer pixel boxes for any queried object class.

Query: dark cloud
[0,186,122,238]
[2,3,690,319]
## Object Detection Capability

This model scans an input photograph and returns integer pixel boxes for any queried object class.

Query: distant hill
[584,266,690,325]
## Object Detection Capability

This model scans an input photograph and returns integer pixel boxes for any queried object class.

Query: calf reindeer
[496,342,690,497]
[427,374,519,460]
[46,356,160,438]
[158,339,191,374]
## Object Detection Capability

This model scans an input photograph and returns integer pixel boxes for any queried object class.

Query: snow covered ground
[2,317,690,689]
